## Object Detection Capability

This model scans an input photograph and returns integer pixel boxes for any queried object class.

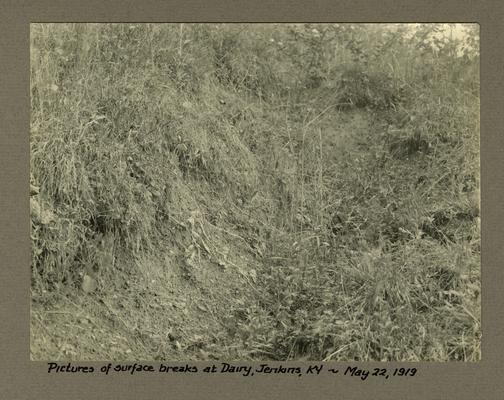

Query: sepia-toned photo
[30,23,480,362]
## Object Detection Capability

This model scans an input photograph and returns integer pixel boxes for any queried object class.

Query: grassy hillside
[30,23,480,361]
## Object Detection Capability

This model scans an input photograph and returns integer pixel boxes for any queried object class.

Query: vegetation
[30,23,480,361]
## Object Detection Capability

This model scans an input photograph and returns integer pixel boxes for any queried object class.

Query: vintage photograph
[30,23,480,362]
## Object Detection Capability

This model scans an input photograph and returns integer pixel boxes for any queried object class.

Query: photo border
[1,1,503,399]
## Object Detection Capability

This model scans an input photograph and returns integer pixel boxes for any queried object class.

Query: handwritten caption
[47,362,417,380]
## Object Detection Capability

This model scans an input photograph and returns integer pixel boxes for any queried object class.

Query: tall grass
[31,23,480,361]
